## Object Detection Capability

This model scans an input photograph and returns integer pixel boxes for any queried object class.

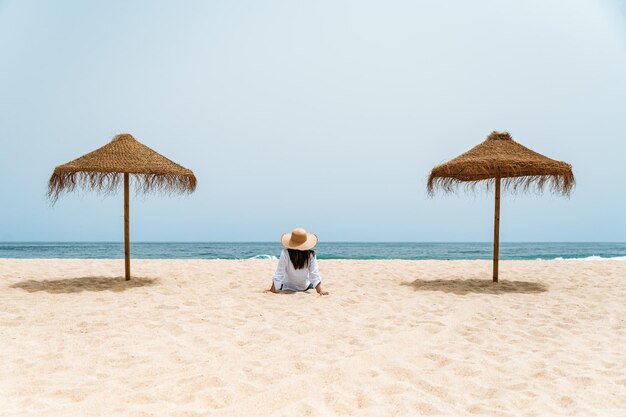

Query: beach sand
[1,259,624,416]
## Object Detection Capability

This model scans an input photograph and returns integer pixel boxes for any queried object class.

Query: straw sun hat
[281,228,318,250]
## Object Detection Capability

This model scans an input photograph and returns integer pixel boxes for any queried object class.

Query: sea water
[1,242,625,260]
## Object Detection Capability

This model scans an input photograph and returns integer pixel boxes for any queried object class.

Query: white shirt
[272,249,322,291]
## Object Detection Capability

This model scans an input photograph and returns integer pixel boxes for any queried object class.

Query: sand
[1,259,625,416]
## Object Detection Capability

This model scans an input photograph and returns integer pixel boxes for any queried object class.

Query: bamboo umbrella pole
[493,177,501,282]
[124,173,131,280]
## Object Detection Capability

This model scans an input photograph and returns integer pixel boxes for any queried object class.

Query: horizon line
[2,241,625,244]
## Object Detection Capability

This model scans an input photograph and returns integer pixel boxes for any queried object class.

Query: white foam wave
[248,254,278,260]
[553,256,626,261]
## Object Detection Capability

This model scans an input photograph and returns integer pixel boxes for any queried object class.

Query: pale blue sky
[1,0,625,242]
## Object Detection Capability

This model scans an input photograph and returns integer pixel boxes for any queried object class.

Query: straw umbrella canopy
[427,131,574,282]
[48,133,197,280]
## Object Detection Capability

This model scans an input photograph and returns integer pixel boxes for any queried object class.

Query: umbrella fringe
[47,170,197,204]
[427,172,575,196]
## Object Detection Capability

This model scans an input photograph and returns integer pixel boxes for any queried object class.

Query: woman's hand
[266,283,278,293]
[315,284,330,296]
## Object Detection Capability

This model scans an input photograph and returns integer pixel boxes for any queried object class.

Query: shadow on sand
[401,278,547,295]
[10,276,158,294]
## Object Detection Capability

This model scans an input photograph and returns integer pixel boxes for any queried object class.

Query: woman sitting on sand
[269,228,329,296]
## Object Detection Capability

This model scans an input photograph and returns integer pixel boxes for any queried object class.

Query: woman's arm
[270,250,287,293]
[309,256,329,296]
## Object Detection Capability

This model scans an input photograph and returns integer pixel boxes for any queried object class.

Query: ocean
[1,242,625,261]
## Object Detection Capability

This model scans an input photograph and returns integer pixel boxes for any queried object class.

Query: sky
[0,0,625,242]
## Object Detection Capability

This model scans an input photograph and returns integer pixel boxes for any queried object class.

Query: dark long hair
[287,249,315,270]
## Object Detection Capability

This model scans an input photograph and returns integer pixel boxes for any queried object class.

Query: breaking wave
[248,254,278,260]
[551,256,626,261]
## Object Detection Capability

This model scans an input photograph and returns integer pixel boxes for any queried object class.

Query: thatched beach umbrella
[48,133,196,280]
[427,131,574,282]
